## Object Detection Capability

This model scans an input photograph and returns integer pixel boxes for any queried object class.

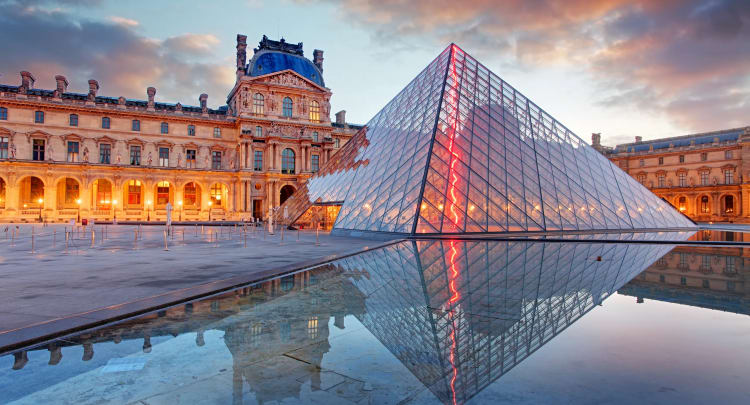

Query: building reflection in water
[620,230,750,315]
[8,236,702,404]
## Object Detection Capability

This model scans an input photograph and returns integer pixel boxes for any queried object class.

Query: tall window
[700,196,710,213]
[254,150,263,171]
[130,145,141,166]
[309,100,320,122]
[210,184,224,206]
[213,127,221,138]
[725,170,733,185]
[187,124,195,136]
[160,122,169,134]
[211,151,222,169]
[253,93,264,114]
[725,195,735,214]
[334,138,340,148]
[658,157,663,165]
[725,150,733,159]
[678,196,687,212]
[700,152,707,161]
[64,178,79,204]
[132,119,140,131]
[312,131,318,142]
[99,144,111,164]
[0,107,7,120]
[700,171,709,186]
[127,180,141,205]
[658,174,665,187]
[637,174,646,185]
[679,155,685,163]
[101,117,110,129]
[32,139,45,161]
[678,172,686,187]
[69,114,78,127]
[639,159,644,167]
[184,182,197,206]
[34,111,44,123]
[156,181,170,205]
[185,149,197,169]
[186,149,196,168]
[0,136,7,159]
[282,97,293,117]
[67,141,79,162]
[158,147,169,167]
[311,154,319,173]
[281,148,295,174]
[95,180,112,208]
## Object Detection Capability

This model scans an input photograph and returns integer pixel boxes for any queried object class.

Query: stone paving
[0,223,392,346]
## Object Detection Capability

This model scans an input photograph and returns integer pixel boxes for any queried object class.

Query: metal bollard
[244,230,247,248]
[281,225,284,243]
[163,230,169,251]
[65,231,69,254]
[31,227,35,253]
[315,225,320,246]
[91,229,95,248]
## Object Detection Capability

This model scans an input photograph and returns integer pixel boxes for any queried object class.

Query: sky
[0,0,747,146]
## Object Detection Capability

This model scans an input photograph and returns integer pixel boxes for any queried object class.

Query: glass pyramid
[279,44,695,235]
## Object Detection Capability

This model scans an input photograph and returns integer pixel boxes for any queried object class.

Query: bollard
[139,224,143,240]
[315,225,320,246]
[171,226,175,240]
[163,230,169,251]
[244,230,247,248]
[281,225,284,243]
[91,229,95,248]
[134,228,138,249]
[31,228,35,253]
[65,231,69,254]
[53,228,56,248]
[182,228,185,242]
[195,224,198,237]
[11,227,15,247]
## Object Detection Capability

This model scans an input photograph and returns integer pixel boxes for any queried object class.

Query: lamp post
[76,199,81,223]
[112,199,117,223]
[178,200,183,222]
[146,200,152,221]
[37,198,44,222]
[208,200,213,222]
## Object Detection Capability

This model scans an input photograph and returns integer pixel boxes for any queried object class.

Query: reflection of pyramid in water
[280,44,695,234]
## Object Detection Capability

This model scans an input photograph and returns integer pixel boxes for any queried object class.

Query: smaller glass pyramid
[278,44,695,235]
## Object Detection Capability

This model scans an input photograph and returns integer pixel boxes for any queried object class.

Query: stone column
[239,142,246,169]
[5,182,19,215]
[307,148,312,172]
[266,181,273,211]
[200,184,210,220]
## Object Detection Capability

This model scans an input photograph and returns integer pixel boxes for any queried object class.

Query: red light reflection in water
[445,45,462,405]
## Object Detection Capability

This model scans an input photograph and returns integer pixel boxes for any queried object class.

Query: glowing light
[469,205,474,211]
[178,200,183,206]
[438,204,444,210]
[113,200,117,205]
[421,203,427,210]
[37,198,43,204]
[76,199,81,205]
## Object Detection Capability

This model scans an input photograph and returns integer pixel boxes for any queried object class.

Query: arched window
[281,148,295,174]
[725,195,734,214]
[253,93,264,114]
[678,197,687,212]
[309,100,320,122]
[700,196,710,214]
[282,97,293,117]
[156,181,170,206]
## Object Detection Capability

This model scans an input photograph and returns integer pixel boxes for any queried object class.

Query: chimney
[335,110,346,125]
[591,133,601,147]
[147,86,156,110]
[313,49,324,72]
[236,34,247,76]
[54,75,68,98]
[87,79,99,101]
[635,136,643,143]
[199,93,208,114]
[20,71,35,93]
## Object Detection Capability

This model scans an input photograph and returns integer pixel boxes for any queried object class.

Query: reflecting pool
[2,237,750,404]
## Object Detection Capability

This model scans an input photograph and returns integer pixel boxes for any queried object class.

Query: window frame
[34,111,44,124]
[101,116,110,129]
[311,154,319,173]
[282,97,293,117]
[69,114,78,127]
[211,151,222,169]
[253,93,264,114]
[213,127,221,138]
[187,124,195,136]
[309,100,320,122]
[160,122,169,134]
[0,136,8,159]
[99,143,111,164]
[67,141,79,162]
[186,149,196,168]
[132,119,141,131]
[255,126,262,137]
[32,139,45,161]
[253,150,263,171]
[129,145,141,166]
[158,147,170,167]
[0,107,7,120]
[281,148,295,174]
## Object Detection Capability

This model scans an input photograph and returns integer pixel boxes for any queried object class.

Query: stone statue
[47,144,54,161]
[147,151,152,166]
[9,143,16,159]
[177,152,183,168]
[116,152,122,165]
[82,147,89,163]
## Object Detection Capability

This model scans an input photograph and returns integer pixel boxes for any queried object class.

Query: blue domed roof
[248,50,325,87]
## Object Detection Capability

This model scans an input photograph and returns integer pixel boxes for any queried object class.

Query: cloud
[322,0,750,133]
[108,16,139,27]
[0,1,234,107]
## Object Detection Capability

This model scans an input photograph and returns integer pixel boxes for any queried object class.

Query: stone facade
[601,126,750,223]
[0,35,361,222]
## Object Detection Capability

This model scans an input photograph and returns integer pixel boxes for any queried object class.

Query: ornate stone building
[0,34,361,222]
[599,126,750,222]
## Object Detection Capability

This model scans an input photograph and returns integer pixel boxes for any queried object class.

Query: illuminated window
[99,144,111,164]
[725,195,734,214]
[253,93,264,114]
[131,119,140,131]
[0,107,6,120]
[307,316,318,339]
[281,148,295,174]
[69,114,78,127]
[254,150,263,171]
[184,182,198,206]
[127,180,142,205]
[67,141,79,162]
[156,181,170,205]
[160,122,169,134]
[283,97,293,117]
[95,180,112,208]
[63,178,79,205]
[678,196,687,212]
[309,100,320,122]
[311,154,319,173]
[34,110,44,123]
[101,117,110,129]
[210,184,225,206]
[700,196,710,213]
[186,149,196,168]
[129,146,141,166]
[187,124,195,136]
[158,147,169,167]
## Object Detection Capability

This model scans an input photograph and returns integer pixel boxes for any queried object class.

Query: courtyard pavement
[0,223,397,351]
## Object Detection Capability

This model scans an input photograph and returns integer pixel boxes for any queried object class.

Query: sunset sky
[1,0,747,146]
